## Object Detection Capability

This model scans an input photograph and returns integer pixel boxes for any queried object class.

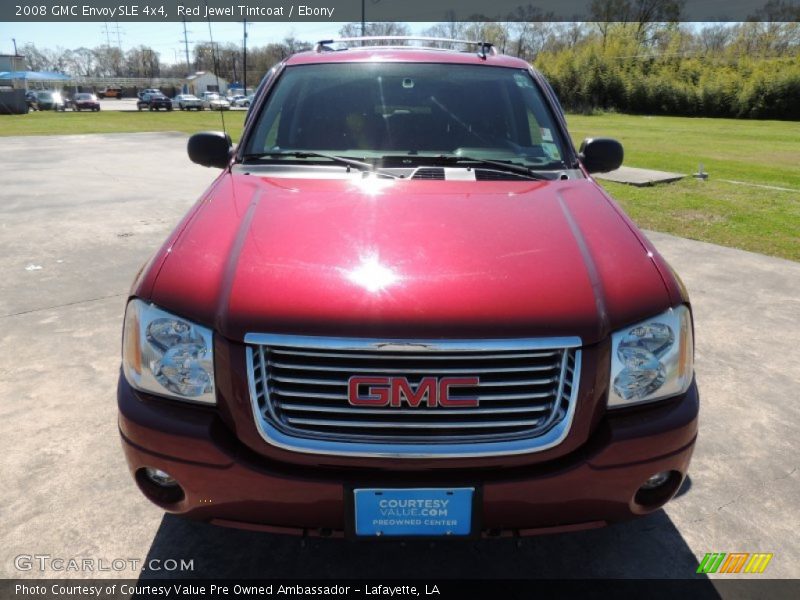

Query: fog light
[633,470,682,512]
[641,471,671,490]
[144,467,177,487]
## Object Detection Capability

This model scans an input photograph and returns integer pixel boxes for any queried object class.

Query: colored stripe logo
[697,552,773,574]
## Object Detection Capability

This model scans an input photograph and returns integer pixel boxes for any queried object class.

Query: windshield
[245,63,566,168]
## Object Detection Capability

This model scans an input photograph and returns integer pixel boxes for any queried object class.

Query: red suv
[119,38,698,539]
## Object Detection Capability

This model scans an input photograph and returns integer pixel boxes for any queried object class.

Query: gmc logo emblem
[348,376,480,408]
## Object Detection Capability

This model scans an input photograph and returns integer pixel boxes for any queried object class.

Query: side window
[527,109,544,145]
[518,81,562,162]
[265,112,281,149]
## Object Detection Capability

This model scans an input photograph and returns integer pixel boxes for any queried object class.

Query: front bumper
[118,376,698,537]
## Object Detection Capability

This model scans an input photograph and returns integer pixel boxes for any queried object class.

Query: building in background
[0,54,25,73]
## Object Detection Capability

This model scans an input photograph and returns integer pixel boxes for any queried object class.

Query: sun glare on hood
[350,173,396,197]
[345,254,400,293]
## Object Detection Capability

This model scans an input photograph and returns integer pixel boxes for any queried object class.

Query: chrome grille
[246,334,581,457]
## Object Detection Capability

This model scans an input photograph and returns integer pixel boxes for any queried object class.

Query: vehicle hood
[148,173,671,344]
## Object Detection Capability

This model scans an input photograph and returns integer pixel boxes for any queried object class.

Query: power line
[181,18,193,74]
[113,22,124,53]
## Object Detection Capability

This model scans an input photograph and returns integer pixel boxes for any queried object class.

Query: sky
[1,22,438,63]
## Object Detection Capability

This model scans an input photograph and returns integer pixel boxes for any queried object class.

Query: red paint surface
[143,176,671,343]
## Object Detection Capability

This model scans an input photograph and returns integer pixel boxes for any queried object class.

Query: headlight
[122,299,215,405]
[608,305,693,408]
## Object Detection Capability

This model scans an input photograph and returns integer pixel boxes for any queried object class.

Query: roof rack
[314,37,497,59]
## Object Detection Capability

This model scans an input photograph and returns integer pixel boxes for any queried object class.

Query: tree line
[531,22,800,119]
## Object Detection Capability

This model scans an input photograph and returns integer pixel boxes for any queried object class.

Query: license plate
[354,488,474,537]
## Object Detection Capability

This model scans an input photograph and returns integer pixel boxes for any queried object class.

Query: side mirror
[188,131,232,169]
[579,138,624,174]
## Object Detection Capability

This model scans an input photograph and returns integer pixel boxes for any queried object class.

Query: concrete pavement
[0,133,797,581]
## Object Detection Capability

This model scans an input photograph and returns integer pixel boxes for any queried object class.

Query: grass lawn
[2,110,799,260]
[0,109,247,140]
[567,114,800,261]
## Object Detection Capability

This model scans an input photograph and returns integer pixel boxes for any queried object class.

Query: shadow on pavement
[139,507,714,581]
[674,474,693,499]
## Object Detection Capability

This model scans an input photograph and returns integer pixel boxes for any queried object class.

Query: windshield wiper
[240,151,399,179]
[434,155,549,180]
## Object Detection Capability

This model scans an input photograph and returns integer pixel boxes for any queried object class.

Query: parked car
[137,93,173,111]
[201,92,230,111]
[35,91,66,111]
[173,94,203,111]
[233,94,254,107]
[72,93,101,112]
[25,91,38,111]
[98,86,123,99]
[229,94,246,105]
[119,38,698,540]
[138,88,162,99]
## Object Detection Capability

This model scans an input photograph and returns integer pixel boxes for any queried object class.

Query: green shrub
[535,41,800,120]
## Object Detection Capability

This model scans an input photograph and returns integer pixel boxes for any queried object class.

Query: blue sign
[354,488,474,537]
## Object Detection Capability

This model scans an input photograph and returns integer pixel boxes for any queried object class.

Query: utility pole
[361,0,365,37]
[12,38,17,55]
[181,18,191,75]
[103,22,112,47]
[242,19,248,94]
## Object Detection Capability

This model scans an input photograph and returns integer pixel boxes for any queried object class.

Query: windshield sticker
[540,128,554,142]
[514,74,533,88]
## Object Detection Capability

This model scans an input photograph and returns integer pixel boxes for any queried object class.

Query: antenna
[205,5,227,139]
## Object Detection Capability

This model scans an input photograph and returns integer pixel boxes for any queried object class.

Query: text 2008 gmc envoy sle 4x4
[119,38,698,539]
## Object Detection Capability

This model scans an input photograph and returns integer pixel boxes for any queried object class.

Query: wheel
[149,106,154,111]
[94,107,100,112]
[167,106,173,111]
